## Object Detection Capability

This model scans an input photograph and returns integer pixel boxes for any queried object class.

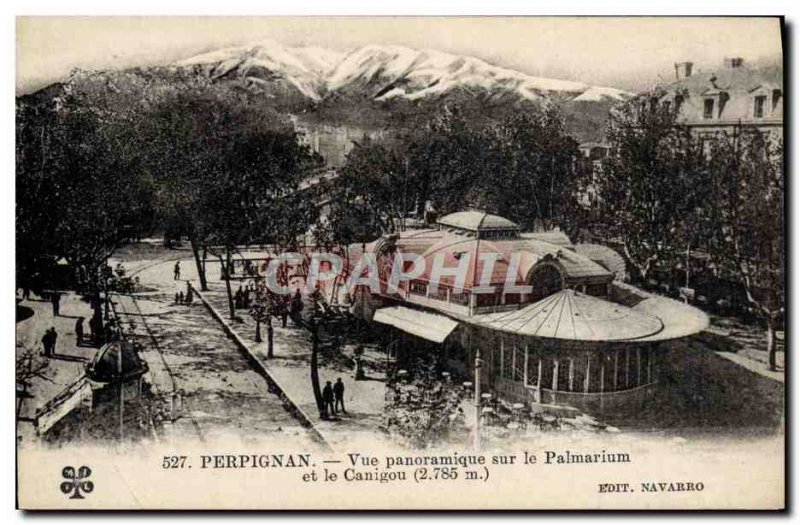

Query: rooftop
[471,289,664,342]
[437,211,519,233]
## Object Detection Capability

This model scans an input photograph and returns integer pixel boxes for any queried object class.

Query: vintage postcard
[15,16,785,510]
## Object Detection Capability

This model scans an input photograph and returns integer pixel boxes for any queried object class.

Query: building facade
[662,58,783,140]
[355,212,709,415]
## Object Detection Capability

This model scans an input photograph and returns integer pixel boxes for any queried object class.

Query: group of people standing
[234,283,256,310]
[174,281,194,306]
[41,326,58,357]
[321,377,347,418]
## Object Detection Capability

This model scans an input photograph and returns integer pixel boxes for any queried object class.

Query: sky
[16,16,783,95]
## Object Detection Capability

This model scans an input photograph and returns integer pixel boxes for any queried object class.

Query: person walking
[322,381,335,418]
[51,291,60,316]
[185,282,193,305]
[88,315,97,345]
[75,317,84,345]
[243,286,251,309]
[234,286,243,309]
[280,296,289,328]
[41,329,51,356]
[174,261,181,280]
[290,289,304,325]
[333,377,346,414]
[50,327,58,356]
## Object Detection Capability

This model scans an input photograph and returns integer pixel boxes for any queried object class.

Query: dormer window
[772,89,782,111]
[703,98,715,119]
[675,94,684,112]
[754,95,767,118]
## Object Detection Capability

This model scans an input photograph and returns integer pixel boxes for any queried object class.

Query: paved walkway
[197,280,392,450]
[16,291,99,441]
[117,250,320,448]
[698,316,785,383]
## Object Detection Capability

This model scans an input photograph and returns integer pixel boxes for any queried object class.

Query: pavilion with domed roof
[357,211,709,415]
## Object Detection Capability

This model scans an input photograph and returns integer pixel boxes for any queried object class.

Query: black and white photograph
[14,15,785,510]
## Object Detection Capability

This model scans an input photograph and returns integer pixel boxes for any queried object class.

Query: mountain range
[20,40,634,145]
[176,40,632,108]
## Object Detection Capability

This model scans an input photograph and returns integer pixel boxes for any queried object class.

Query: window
[675,94,685,112]
[772,89,782,111]
[754,95,767,118]
[703,98,715,119]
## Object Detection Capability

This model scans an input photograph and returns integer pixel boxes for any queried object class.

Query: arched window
[529,264,564,301]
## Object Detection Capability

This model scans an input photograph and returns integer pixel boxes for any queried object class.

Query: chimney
[724,57,744,69]
[674,62,693,80]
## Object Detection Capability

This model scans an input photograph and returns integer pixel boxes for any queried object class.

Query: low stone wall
[191,284,332,451]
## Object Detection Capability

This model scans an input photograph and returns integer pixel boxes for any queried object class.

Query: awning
[372,306,459,343]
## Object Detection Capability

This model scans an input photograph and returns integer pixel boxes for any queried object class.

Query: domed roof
[437,211,519,232]
[471,289,665,341]
[85,340,148,383]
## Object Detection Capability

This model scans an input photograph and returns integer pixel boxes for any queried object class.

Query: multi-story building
[294,121,385,168]
[661,58,783,140]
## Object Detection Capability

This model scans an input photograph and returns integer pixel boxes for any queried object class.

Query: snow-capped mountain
[572,85,631,102]
[176,40,344,100]
[176,41,632,105]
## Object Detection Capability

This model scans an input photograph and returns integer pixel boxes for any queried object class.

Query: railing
[495,376,658,415]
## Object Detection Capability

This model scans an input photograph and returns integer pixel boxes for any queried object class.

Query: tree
[476,109,580,230]
[705,127,784,370]
[598,92,708,283]
[328,138,408,237]
[249,285,276,358]
[16,346,52,420]
[16,93,154,319]
[328,102,580,239]
[139,90,317,313]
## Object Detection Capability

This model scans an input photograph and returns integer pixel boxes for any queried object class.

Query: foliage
[16,93,154,291]
[16,346,52,389]
[703,128,784,368]
[325,102,581,243]
[598,91,707,282]
[106,264,140,294]
[381,357,467,448]
[137,89,317,250]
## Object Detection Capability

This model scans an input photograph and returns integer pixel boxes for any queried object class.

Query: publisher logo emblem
[60,466,94,499]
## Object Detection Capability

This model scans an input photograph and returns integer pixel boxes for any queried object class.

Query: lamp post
[473,348,483,452]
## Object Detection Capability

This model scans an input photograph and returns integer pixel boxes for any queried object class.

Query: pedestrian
[174,261,181,280]
[178,291,185,304]
[42,327,58,357]
[41,329,51,356]
[175,292,180,305]
[290,289,304,325]
[75,317,84,345]
[334,377,346,414]
[88,315,97,344]
[51,291,60,316]
[22,285,30,301]
[281,296,289,328]
[185,282,194,305]
[322,381,335,417]
[234,286,243,309]
[51,327,58,356]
